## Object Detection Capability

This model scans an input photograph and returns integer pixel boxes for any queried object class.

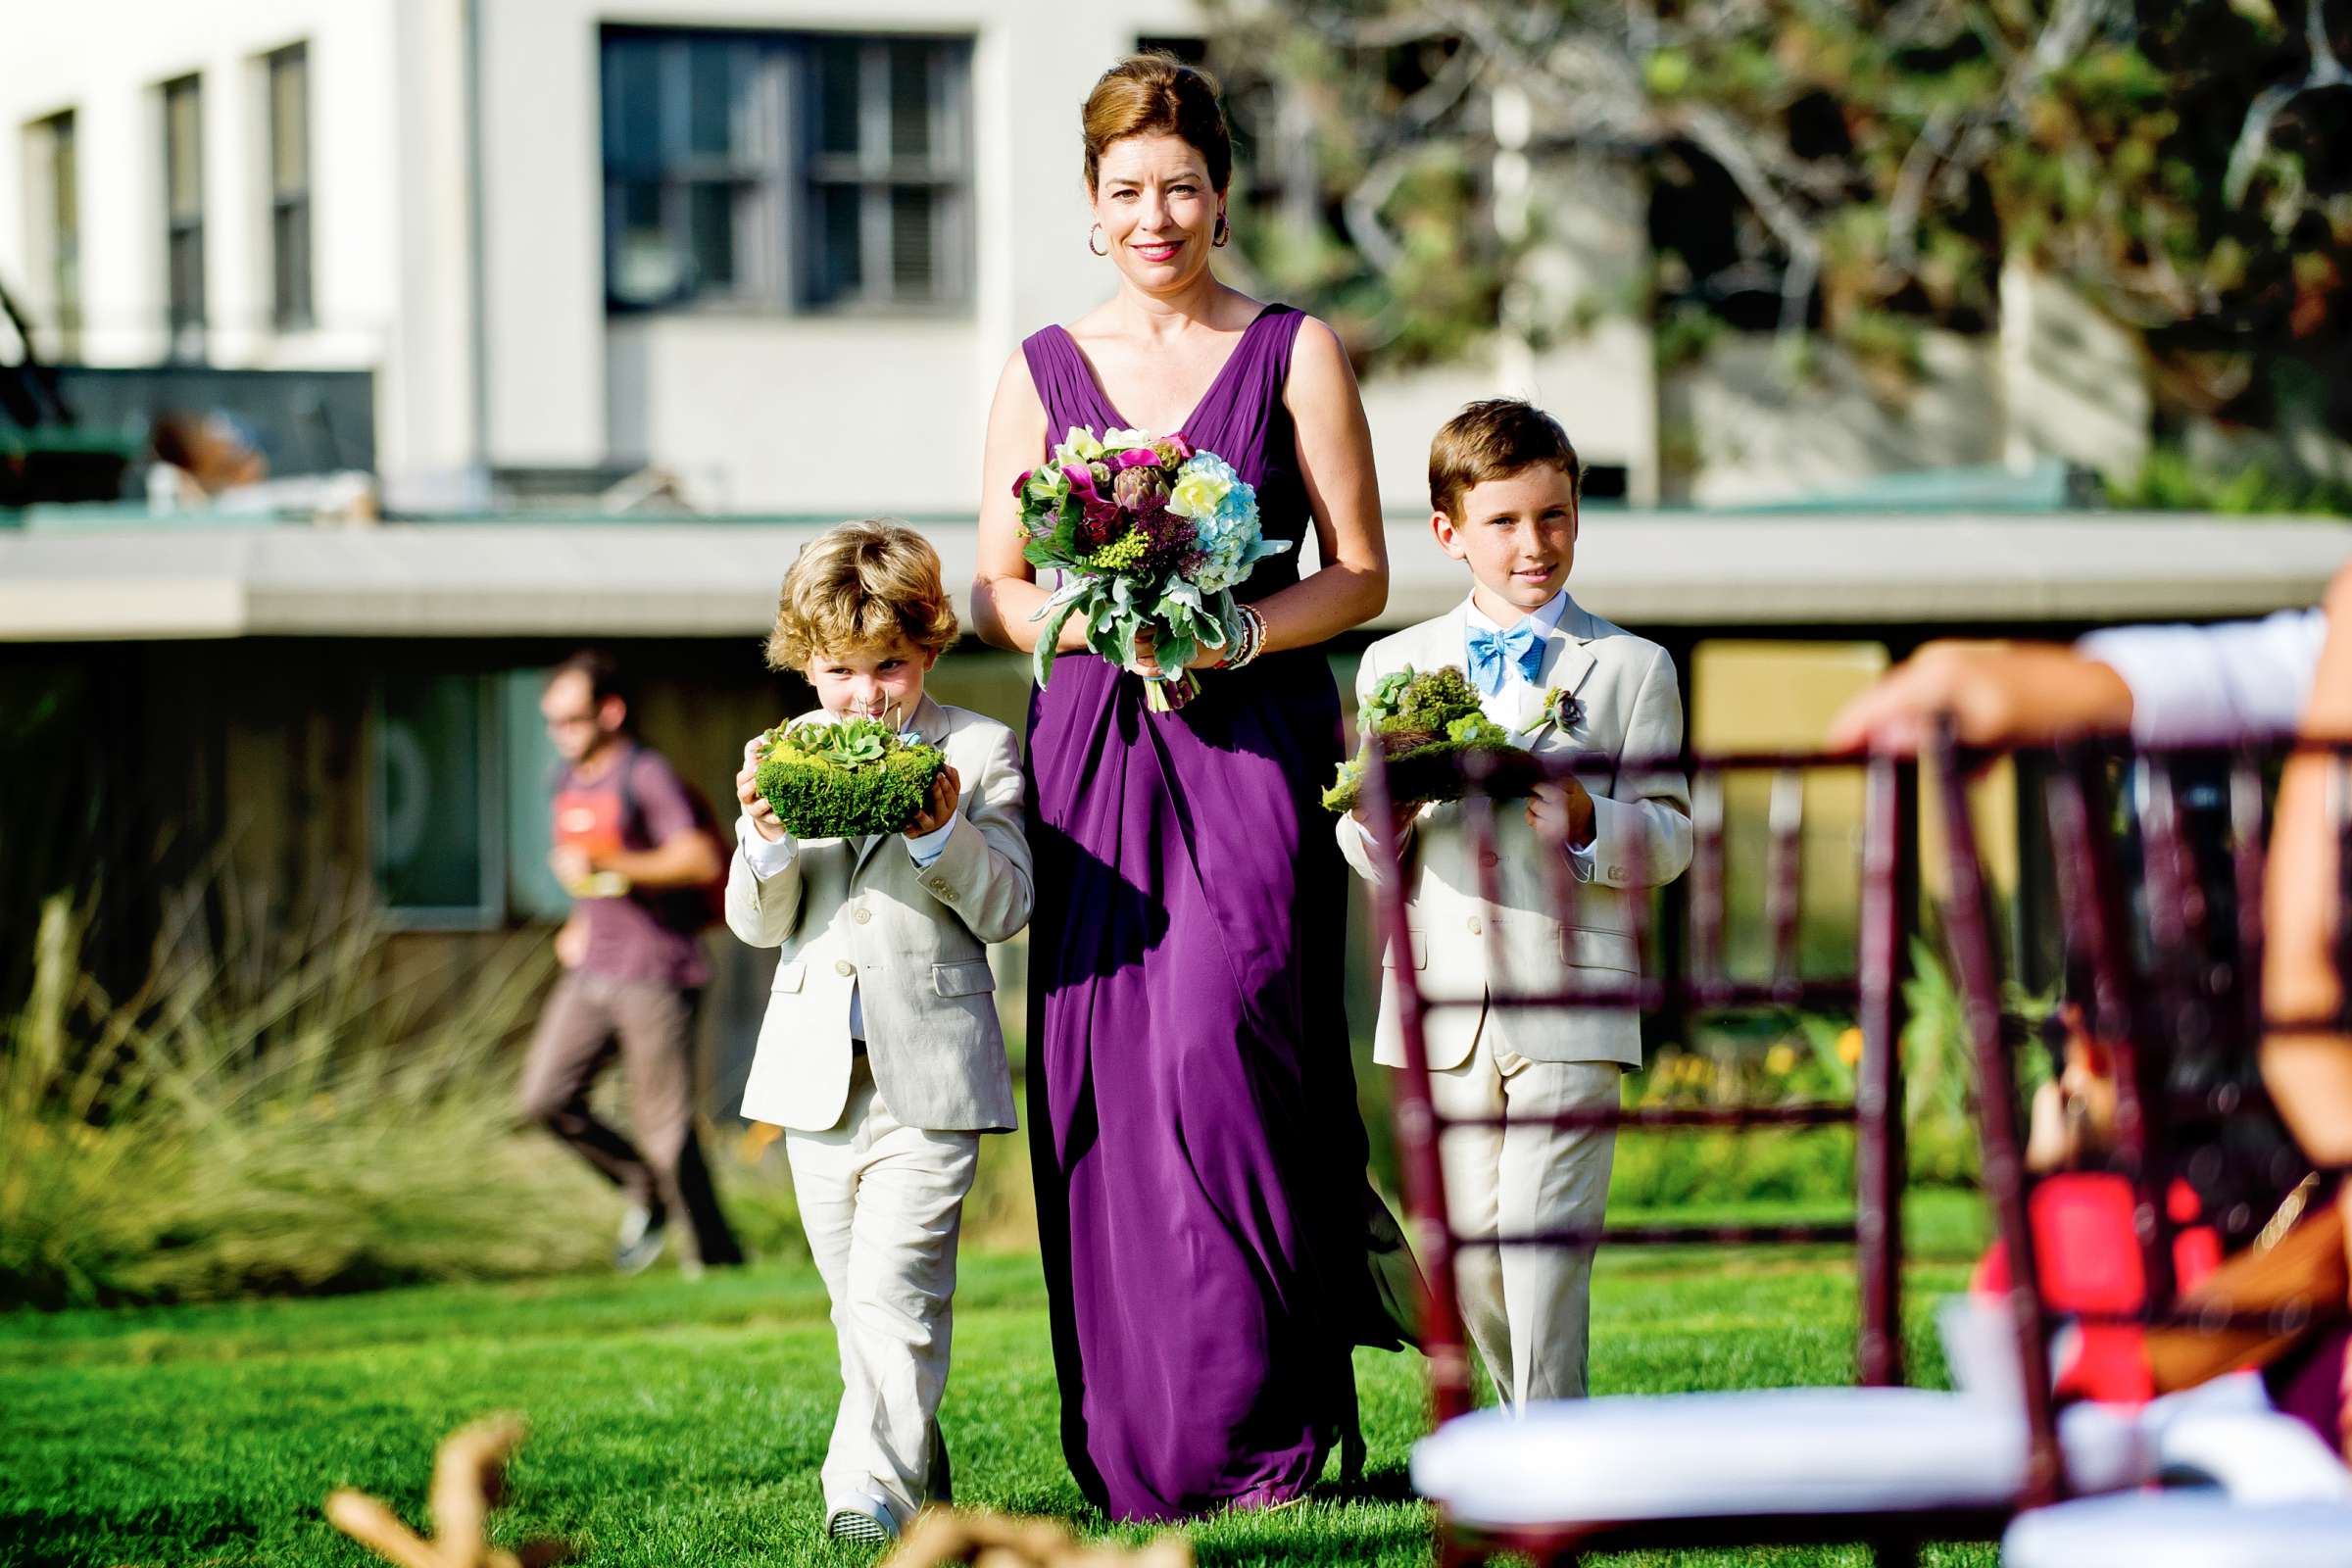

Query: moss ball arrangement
[756,715,948,838]
[1322,664,1544,813]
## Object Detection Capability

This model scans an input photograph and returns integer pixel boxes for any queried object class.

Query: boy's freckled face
[1433,464,1579,621]
[805,635,936,723]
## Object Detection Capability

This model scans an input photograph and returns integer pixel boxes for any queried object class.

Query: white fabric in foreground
[2002,1494,2352,1568]
[1412,1388,2145,1527]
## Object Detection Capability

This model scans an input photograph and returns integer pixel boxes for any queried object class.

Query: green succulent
[755,716,948,839]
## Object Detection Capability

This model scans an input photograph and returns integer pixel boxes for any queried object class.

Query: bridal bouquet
[755,715,947,838]
[1014,425,1287,711]
[1322,664,1544,813]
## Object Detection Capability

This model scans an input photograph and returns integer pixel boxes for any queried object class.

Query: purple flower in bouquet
[1012,425,1286,712]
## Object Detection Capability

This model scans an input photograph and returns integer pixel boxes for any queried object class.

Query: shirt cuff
[904,815,956,868]
[1565,837,1597,883]
[737,815,798,879]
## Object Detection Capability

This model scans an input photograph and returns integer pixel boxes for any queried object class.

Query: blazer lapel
[1536,595,1598,701]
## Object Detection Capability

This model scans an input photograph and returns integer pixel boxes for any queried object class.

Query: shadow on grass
[0,1500,266,1568]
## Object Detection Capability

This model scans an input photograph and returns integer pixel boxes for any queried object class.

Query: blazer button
[853,907,871,924]
[834,958,855,977]
[1466,915,1484,936]
[1478,851,1500,869]
[1609,865,1626,880]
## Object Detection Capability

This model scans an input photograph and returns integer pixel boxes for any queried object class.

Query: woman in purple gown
[971,55,1394,1521]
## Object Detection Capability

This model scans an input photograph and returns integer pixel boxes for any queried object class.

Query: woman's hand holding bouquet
[1013,425,1285,711]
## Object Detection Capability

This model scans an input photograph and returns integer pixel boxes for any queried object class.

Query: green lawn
[1,1194,2002,1568]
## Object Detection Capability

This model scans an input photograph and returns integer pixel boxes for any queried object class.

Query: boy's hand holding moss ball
[736,733,786,844]
[905,765,962,838]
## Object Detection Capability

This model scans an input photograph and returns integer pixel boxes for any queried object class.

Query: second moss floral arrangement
[1322,664,1544,813]
[756,715,947,838]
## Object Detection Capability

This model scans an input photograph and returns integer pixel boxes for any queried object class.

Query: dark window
[373,673,502,926]
[266,45,313,331]
[161,74,205,358]
[599,27,970,314]
[26,111,77,353]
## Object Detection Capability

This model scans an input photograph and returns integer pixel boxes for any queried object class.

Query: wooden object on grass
[883,1507,1194,1568]
[323,1415,568,1568]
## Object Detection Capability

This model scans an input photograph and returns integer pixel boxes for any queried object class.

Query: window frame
[160,73,206,361]
[369,672,509,932]
[264,43,314,333]
[598,26,971,319]
[23,109,79,358]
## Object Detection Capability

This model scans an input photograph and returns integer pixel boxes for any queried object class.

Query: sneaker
[613,1202,668,1274]
[822,1492,898,1544]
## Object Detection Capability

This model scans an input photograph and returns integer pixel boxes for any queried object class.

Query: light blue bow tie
[1466,619,1544,696]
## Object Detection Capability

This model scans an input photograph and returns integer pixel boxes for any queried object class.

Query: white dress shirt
[738,813,956,1041]
[1465,587,1596,880]
[2076,608,2324,746]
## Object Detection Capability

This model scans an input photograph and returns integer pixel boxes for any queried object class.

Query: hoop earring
[1089,223,1108,257]
[1213,213,1230,248]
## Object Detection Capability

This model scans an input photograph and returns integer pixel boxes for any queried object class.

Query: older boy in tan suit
[1339,401,1691,1407]
[727,521,1031,1544]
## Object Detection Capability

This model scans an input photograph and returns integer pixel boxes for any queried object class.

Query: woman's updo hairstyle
[1082,52,1233,194]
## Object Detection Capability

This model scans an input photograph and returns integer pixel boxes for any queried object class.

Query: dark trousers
[518,969,743,1266]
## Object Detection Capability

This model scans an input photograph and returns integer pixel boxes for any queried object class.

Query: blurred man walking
[521,650,742,1273]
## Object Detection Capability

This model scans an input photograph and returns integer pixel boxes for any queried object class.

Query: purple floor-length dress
[1020,304,1375,1521]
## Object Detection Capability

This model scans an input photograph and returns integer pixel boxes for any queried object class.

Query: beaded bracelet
[1225,605,1268,672]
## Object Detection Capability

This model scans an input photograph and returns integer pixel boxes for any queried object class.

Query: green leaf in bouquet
[755,715,948,838]
[1032,594,1082,689]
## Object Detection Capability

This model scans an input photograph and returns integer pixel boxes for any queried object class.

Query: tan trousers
[518,970,742,1266]
[786,1057,979,1528]
[1427,1038,1622,1406]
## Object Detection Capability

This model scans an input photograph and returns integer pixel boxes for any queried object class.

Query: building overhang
[1,513,2345,642]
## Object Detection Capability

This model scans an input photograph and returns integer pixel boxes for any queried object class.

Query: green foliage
[755,717,947,839]
[1609,945,2031,1206]
[1204,2,2352,431]
[0,892,605,1308]
[2107,443,2352,515]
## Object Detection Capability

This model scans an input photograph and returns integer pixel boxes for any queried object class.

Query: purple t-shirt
[558,745,710,989]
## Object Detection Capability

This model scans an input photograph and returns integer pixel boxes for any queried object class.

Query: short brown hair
[546,649,634,721]
[1428,398,1584,520]
[1082,52,1232,194]
[765,519,959,670]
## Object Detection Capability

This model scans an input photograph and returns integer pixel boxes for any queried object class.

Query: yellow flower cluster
[1086,527,1150,570]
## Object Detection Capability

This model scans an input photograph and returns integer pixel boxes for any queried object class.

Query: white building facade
[2,0,1304,514]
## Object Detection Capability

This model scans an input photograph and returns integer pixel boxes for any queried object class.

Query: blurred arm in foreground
[2264,570,2352,1172]
[1827,603,2328,754]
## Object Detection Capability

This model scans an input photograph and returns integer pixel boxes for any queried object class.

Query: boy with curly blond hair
[726,519,1033,1544]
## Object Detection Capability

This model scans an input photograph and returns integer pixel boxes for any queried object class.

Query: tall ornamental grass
[1,885,611,1308]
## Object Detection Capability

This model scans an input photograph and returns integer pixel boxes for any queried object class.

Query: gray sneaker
[823,1492,898,1545]
[613,1202,668,1274]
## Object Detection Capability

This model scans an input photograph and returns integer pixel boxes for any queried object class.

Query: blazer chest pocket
[1562,928,1639,973]
[1384,926,1430,971]
[770,959,807,994]
[932,959,995,998]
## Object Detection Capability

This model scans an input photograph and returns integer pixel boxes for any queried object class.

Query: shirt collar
[1464,586,1572,638]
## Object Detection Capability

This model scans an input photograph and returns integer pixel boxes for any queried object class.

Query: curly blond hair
[765,519,959,670]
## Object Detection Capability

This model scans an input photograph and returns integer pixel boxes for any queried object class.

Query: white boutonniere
[1518,685,1584,742]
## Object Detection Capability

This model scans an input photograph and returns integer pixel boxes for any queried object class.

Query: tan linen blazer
[726,695,1031,1133]
[1337,593,1693,1071]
